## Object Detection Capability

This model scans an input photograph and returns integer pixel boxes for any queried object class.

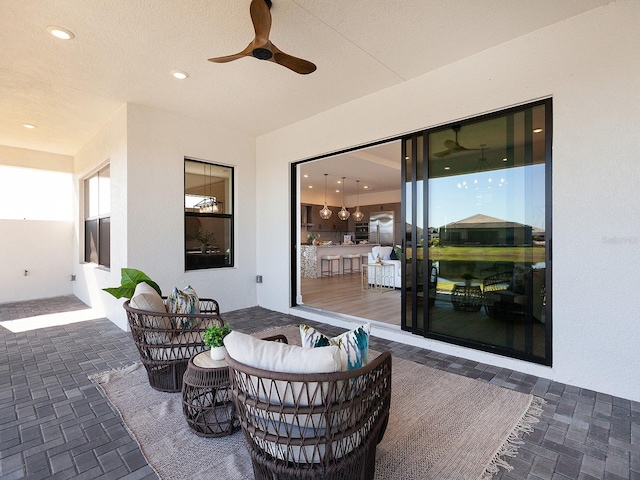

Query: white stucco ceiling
[0,0,613,156]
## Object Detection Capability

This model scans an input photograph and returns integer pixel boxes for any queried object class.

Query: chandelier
[195,163,223,213]
[352,180,364,222]
[337,177,350,221]
[319,173,332,219]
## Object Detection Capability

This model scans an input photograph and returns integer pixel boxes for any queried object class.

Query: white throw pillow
[224,331,341,374]
[372,246,393,260]
[129,282,172,343]
[300,324,370,371]
[130,282,165,313]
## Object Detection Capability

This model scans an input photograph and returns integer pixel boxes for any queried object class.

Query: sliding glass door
[402,99,552,365]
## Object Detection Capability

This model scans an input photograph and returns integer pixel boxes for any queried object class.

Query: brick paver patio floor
[1,295,638,479]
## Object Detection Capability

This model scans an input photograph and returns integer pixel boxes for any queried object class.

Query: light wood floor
[299,272,546,357]
[300,272,401,325]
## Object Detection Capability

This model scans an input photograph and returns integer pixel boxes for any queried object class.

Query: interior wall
[256,0,640,401]
[0,146,74,303]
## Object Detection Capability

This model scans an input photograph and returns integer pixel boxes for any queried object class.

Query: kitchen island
[300,244,377,278]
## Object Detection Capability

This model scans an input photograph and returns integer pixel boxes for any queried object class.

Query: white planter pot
[210,346,226,361]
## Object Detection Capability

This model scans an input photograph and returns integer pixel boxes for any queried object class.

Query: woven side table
[181,351,240,437]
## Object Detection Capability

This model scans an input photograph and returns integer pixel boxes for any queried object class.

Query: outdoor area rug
[90,332,543,479]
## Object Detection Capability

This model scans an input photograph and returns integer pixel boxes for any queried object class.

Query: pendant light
[352,180,364,222]
[337,177,350,221]
[319,174,332,219]
[195,163,222,213]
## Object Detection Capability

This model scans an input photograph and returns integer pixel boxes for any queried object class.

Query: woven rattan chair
[123,298,223,392]
[227,349,392,480]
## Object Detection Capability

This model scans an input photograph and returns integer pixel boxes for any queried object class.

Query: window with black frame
[184,159,233,270]
[84,165,110,268]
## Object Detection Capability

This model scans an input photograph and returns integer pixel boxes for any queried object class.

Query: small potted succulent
[203,323,232,360]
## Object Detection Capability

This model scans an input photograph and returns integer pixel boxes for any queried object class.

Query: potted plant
[203,322,232,360]
[461,271,475,286]
[196,231,216,253]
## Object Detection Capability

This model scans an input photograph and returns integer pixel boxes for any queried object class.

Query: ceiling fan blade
[208,43,253,63]
[271,43,317,74]
[443,139,461,151]
[433,150,451,158]
[250,0,272,45]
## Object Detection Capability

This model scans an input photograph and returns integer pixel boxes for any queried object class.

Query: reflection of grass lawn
[428,246,545,263]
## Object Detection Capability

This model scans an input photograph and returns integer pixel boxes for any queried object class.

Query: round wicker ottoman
[181,351,240,437]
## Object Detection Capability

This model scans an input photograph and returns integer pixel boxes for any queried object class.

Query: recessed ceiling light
[503,157,508,162]
[335,189,340,193]
[308,185,313,188]
[533,128,543,133]
[47,26,75,40]
[363,185,369,189]
[444,166,451,170]
[303,174,309,178]
[23,123,37,129]
[171,69,189,80]
[336,180,342,184]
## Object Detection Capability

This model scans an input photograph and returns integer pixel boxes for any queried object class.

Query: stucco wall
[72,105,129,327]
[0,220,74,303]
[255,1,640,401]
[0,146,74,303]
[72,104,258,330]
[125,104,258,316]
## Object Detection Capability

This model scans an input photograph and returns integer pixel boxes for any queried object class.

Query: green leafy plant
[196,231,216,245]
[461,271,475,281]
[103,268,161,299]
[203,323,232,349]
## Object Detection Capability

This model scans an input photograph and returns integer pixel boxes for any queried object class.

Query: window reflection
[403,101,550,365]
[184,159,234,270]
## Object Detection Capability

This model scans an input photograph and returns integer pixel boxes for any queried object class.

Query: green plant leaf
[102,285,136,299]
[203,323,231,348]
[102,268,162,299]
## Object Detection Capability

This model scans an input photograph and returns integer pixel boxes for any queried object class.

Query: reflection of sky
[407,164,545,229]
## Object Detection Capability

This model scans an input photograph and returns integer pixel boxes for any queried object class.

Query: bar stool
[342,253,361,274]
[320,255,340,277]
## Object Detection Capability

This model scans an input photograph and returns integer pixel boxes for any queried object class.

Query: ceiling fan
[433,126,482,158]
[208,0,317,75]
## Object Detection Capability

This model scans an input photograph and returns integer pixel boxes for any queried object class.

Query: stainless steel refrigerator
[369,211,394,246]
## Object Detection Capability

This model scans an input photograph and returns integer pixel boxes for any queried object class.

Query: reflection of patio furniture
[483,267,546,320]
[181,351,240,437]
[415,261,438,307]
[451,283,483,312]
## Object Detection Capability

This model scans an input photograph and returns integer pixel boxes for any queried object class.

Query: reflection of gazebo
[439,214,537,246]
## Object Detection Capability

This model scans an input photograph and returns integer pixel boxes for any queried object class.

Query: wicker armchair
[227,348,392,480]
[123,298,223,392]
